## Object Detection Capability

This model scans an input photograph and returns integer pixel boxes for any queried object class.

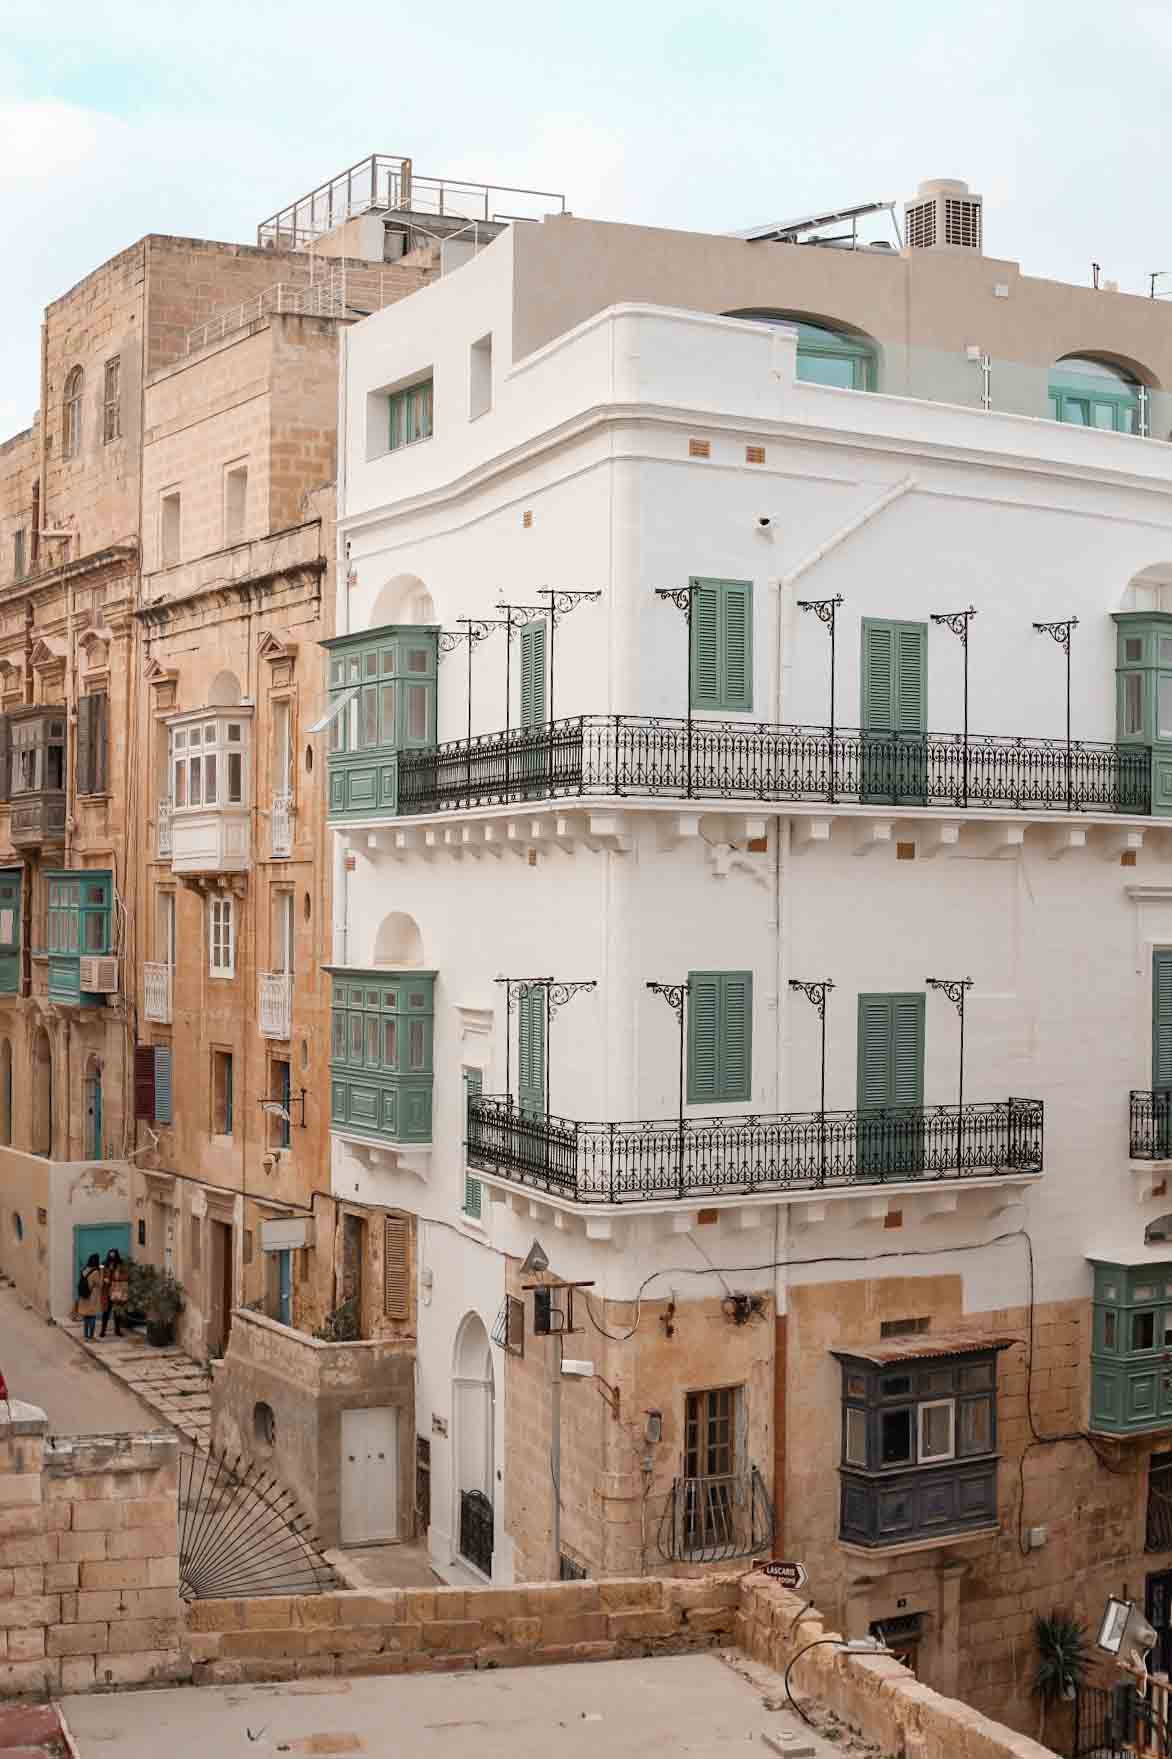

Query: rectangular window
[690,579,753,712]
[271,890,293,974]
[155,890,176,964]
[918,1399,955,1462]
[844,1407,867,1467]
[469,334,492,419]
[269,1058,291,1149]
[12,530,24,582]
[857,993,925,1109]
[880,1407,913,1465]
[103,357,121,443]
[388,377,433,452]
[224,463,248,544]
[687,971,752,1105]
[463,1067,483,1218]
[46,871,111,960]
[272,699,291,797]
[959,1396,992,1455]
[75,691,108,795]
[1124,672,1145,736]
[160,491,181,568]
[1134,1311,1156,1351]
[212,1050,234,1135]
[208,897,234,977]
[683,1386,739,1479]
[1159,677,1172,741]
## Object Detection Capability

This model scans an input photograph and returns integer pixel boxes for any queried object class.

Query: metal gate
[1072,1681,1132,1758]
[459,1488,494,1577]
[178,1448,337,1600]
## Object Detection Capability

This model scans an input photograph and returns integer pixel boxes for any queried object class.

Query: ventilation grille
[944,197,982,250]
[383,1215,410,1318]
[905,200,936,251]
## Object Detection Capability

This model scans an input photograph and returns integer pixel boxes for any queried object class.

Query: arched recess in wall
[1049,353,1157,433]
[452,1311,495,1575]
[373,911,424,967]
[208,670,243,707]
[724,309,880,390]
[31,1029,51,1158]
[0,1038,13,1147]
[369,574,437,628]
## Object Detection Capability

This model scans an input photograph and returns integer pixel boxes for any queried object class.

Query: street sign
[755,1560,808,1591]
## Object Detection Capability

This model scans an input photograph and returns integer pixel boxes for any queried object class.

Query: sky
[3,0,1172,436]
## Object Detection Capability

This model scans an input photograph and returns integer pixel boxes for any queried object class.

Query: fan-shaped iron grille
[178,1447,338,1600]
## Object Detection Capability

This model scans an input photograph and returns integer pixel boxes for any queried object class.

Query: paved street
[0,1282,172,1436]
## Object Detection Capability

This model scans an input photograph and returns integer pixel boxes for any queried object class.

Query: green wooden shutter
[719,972,752,1101]
[518,988,545,1116]
[862,622,895,730]
[721,584,753,711]
[891,997,925,1105]
[691,585,720,709]
[895,626,927,733]
[154,1047,173,1125]
[857,994,925,1107]
[1154,953,1172,1088]
[463,1068,483,1217]
[75,693,93,794]
[687,974,720,1104]
[520,621,547,729]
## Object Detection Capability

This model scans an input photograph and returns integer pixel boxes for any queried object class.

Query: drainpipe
[550,1333,562,1576]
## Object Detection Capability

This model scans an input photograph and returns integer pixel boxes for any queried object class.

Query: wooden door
[340,1406,399,1545]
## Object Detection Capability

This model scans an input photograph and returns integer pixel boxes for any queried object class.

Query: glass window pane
[1160,639,1172,667]
[364,653,378,678]
[797,351,858,390]
[84,913,104,952]
[174,729,187,750]
[921,1368,954,1397]
[880,1373,912,1399]
[408,1019,425,1070]
[958,1361,993,1392]
[1133,1311,1156,1351]
[174,762,187,807]
[1126,638,1144,663]
[227,723,242,743]
[960,1398,992,1454]
[845,1408,867,1467]
[1159,677,1172,739]
[228,753,242,803]
[919,1401,955,1461]
[381,649,395,675]
[1121,404,1137,433]
[1092,402,1116,430]
[1103,1310,1118,1350]
[332,1014,345,1056]
[189,757,202,805]
[1125,673,1145,736]
[349,1016,363,1060]
[1062,398,1088,425]
[204,753,217,802]
[380,684,396,742]
[880,1408,912,1465]
[365,1019,379,1064]
[406,685,427,742]
[407,649,429,673]
[383,1020,397,1067]
[204,725,217,744]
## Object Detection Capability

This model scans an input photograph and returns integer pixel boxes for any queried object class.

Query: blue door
[74,1222,130,1298]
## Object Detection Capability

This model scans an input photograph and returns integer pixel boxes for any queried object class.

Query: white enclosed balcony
[259,971,292,1039]
[164,703,253,877]
[143,961,172,1025]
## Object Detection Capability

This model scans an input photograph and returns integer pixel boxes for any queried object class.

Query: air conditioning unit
[79,955,119,995]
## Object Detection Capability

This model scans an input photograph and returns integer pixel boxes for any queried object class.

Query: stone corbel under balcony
[335,1130,432,1182]
[481,1171,1040,1245]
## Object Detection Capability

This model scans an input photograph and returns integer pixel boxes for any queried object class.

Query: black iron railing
[658,1466,774,1563]
[466,1095,1043,1204]
[1132,1090,1172,1160]
[396,716,1151,815]
[458,1488,494,1578]
[1072,1681,1134,1757]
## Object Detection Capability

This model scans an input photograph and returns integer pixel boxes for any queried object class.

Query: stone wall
[211,1307,415,1547]
[0,1149,130,1318]
[738,1574,1056,1759]
[0,1403,181,1697]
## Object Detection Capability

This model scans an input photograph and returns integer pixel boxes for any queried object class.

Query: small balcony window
[327,966,436,1146]
[1090,1255,1172,1434]
[323,625,438,822]
[171,718,247,809]
[44,869,112,1007]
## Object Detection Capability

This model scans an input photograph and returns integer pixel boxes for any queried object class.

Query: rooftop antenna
[1092,261,1101,290]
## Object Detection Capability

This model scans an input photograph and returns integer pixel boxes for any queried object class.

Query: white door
[340,1406,399,1545]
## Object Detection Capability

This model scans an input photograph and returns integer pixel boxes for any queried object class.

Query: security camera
[756,515,773,530]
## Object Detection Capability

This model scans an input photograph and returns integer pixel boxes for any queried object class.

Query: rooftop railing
[466,1094,1044,1205]
[395,715,1151,817]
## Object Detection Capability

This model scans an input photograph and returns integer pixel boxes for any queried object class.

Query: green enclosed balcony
[45,871,115,1007]
[327,967,435,1148]
[0,869,21,995]
[323,625,437,821]
[1089,1254,1172,1436]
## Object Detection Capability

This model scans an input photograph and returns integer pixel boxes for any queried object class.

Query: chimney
[904,179,983,254]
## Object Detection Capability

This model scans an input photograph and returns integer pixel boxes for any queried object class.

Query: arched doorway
[453,1312,495,1578]
[84,1057,102,1160]
[0,1038,13,1147]
[31,1029,51,1157]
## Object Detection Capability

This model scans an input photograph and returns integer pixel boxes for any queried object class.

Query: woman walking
[99,1249,128,1338]
[77,1254,102,1342]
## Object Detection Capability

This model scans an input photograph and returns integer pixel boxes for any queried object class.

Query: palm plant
[1032,1608,1089,1743]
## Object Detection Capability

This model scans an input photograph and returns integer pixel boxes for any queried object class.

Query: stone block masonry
[0,1402,182,1696]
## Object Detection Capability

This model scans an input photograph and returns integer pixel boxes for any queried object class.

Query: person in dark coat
[77,1254,102,1341]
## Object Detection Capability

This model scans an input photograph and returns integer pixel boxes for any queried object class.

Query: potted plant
[1031,1608,1089,1745]
[128,1263,186,1347]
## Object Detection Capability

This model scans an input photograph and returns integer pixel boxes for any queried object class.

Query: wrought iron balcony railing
[1131,1089,1172,1159]
[395,716,1151,816]
[157,799,172,857]
[270,793,294,858]
[143,961,173,1025]
[466,1095,1044,1204]
[658,1466,774,1563]
[259,971,293,1040]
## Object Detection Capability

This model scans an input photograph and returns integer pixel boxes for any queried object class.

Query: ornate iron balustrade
[395,716,1151,816]
[1131,1089,1172,1159]
[157,798,172,857]
[143,961,172,1025]
[466,1095,1043,1204]
[458,1488,494,1578]
[658,1466,773,1563]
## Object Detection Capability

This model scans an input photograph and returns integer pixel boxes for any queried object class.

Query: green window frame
[860,620,928,804]
[520,620,547,729]
[0,869,20,995]
[324,626,438,757]
[1049,357,1143,435]
[690,579,752,713]
[388,378,433,452]
[463,1067,483,1218]
[1154,951,1172,1091]
[46,872,111,956]
[728,313,876,391]
[687,972,752,1105]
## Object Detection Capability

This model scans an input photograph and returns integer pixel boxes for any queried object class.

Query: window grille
[491,1294,524,1357]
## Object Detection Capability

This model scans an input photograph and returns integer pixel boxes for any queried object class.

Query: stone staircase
[60,1320,212,1447]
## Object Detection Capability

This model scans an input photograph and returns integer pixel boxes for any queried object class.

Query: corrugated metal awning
[831,1331,1022,1367]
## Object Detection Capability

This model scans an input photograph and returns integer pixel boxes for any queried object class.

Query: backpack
[77,1269,90,1299]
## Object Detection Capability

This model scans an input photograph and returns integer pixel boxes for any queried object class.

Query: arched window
[62,368,84,460]
[1049,356,1144,433]
[727,311,877,391]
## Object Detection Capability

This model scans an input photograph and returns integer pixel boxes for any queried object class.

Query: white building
[327,183,1172,1725]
